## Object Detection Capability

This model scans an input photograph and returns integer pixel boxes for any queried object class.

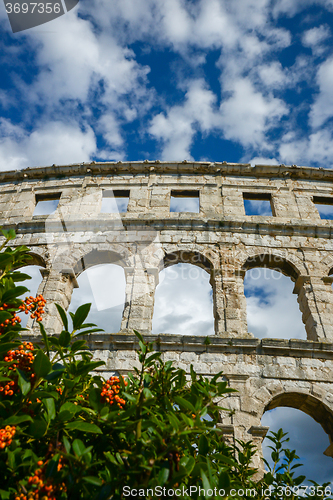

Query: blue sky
[2,0,333,486]
[2,0,333,166]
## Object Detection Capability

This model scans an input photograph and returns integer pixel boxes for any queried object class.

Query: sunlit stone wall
[2,160,333,472]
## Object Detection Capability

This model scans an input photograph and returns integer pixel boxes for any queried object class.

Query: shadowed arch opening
[242,253,299,281]
[74,250,127,276]
[153,251,214,335]
[163,251,212,274]
[265,392,333,441]
[262,392,333,483]
[26,252,46,268]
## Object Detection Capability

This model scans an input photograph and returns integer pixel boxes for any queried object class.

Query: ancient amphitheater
[2,160,333,468]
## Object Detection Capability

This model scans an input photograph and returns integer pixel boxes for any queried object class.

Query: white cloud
[310,57,333,129]
[0,119,96,169]
[279,127,333,166]
[244,269,306,340]
[69,264,126,333]
[302,24,331,55]
[152,263,214,336]
[219,78,288,148]
[149,79,218,160]
[257,62,287,88]
[248,156,280,166]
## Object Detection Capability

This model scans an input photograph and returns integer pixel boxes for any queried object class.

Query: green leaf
[33,350,52,378]
[73,438,86,457]
[82,476,103,487]
[28,417,47,438]
[65,421,102,434]
[89,387,102,412]
[180,456,195,474]
[71,340,87,352]
[0,311,13,323]
[7,272,32,282]
[39,322,49,356]
[0,342,20,354]
[199,434,209,455]
[16,368,31,396]
[2,414,33,426]
[201,470,211,497]
[72,303,91,330]
[48,336,59,347]
[167,413,179,430]
[133,330,144,343]
[59,330,71,347]
[218,471,230,489]
[44,398,56,421]
[60,401,80,415]
[45,363,65,381]
[63,378,77,389]
[55,303,68,331]
[2,286,29,302]
[75,361,105,377]
[174,396,195,412]
[158,467,169,485]
[63,436,71,454]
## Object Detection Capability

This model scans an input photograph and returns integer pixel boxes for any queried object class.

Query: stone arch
[162,250,213,273]
[242,252,300,281]
[26,251,46,268]
[73,249,128,276]
[263,391,333,455]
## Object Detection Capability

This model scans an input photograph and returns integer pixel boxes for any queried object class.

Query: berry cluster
[0,343,35,398]
[17,458,66,500]
[4,342,35,375]
[0,379,16,396]
[0,303,21,334]
[18,295,46,322]
[0,425,16,449]
[100,376,127,409]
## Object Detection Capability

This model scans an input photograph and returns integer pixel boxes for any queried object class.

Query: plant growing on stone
[0,231,330,499]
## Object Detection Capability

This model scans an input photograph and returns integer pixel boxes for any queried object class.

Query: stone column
[120,265,158,334]
[30,268,78,335]
[294,275,333,342]
[211,248,249,337]
[210,270,226,335]
[218,376,268,477]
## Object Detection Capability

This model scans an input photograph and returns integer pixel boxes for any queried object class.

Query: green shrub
[0,231,330,499]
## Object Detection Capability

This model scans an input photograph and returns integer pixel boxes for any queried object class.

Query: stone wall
[2,160,333,472]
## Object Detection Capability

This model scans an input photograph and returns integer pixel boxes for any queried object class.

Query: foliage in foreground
[0,230,330,499]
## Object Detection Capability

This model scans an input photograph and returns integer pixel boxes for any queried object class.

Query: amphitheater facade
[2,160,333,470]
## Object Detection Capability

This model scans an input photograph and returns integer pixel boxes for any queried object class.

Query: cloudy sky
[3,0,333,485]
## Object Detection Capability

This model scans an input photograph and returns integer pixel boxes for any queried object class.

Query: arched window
[244,267,305,339]
[262,396,333,484]
[152,262,214,336]
[69,263,126,333]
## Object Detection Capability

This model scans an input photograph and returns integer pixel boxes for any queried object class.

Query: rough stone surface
[2,160,333,473]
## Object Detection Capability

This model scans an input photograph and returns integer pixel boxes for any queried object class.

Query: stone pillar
[221,185,245,218]
[212,248,249,337]
[121,265,158,334]
[294,275,333,342]
[219,376,268,477]
[30,268,78,335]
[210,270,226,335]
